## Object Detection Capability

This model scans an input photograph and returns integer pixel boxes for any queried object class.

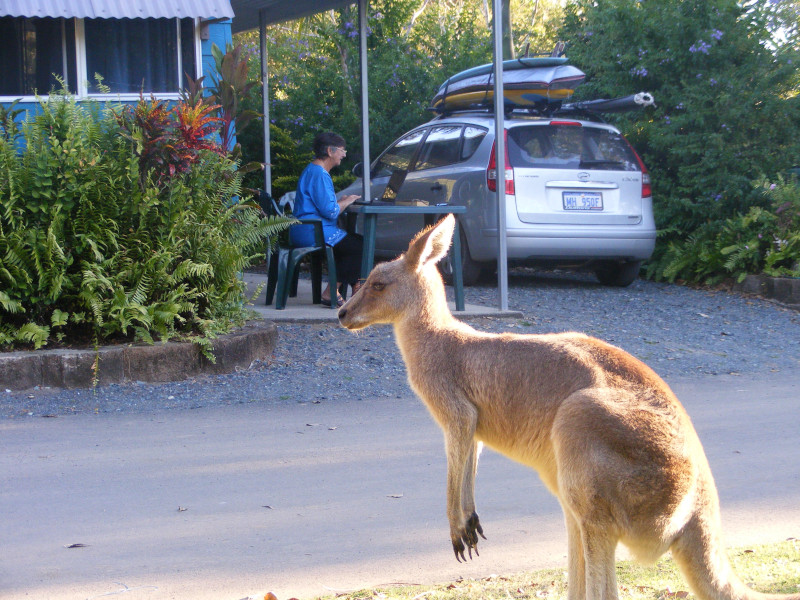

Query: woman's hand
[338,194,361,210]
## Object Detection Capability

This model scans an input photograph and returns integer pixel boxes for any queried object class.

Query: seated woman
[290,132,363,307]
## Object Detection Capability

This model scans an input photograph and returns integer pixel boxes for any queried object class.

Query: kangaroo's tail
[671,514,800,600]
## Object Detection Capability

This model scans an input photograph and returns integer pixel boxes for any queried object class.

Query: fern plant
[0,91,293,352]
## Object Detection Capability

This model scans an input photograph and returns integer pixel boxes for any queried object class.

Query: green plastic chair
[259,191,339,309]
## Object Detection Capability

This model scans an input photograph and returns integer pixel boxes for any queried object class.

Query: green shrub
[655,176,800,284]
[0,92,292,352]
[560,0,800,282]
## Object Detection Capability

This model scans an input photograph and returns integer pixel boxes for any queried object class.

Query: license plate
[563,191,603,210]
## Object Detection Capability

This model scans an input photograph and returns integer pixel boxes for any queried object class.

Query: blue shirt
[289,163,346,247]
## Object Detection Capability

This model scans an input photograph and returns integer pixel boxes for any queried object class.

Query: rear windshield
[507,124,640,171]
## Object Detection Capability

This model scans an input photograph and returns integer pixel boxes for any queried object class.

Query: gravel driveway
[2,269,799,419]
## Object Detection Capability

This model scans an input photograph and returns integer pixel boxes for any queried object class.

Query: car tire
[594,260,643,287]
[440,227,483,287]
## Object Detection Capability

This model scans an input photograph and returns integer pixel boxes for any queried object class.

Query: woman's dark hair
[312,132,346,159]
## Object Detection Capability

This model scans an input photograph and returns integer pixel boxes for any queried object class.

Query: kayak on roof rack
[431,57,586,112]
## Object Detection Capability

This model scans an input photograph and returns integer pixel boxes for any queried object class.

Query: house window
[85,18,196,94]
[0,16,77,96]
[0,16,197,99]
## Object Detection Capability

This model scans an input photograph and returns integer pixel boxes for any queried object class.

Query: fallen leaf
[328,426,338,431]
[264,593,279,600]
[65,543,89,548]
[386,494,403,499]
[262,505,273,509]
[177,506,187,512]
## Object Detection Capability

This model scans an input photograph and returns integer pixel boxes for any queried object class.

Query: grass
[314,540,800,600]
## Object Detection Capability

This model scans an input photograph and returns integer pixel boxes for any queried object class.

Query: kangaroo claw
[452,512,486,562]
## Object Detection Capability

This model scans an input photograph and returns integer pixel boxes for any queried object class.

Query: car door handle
[431,182,443,191]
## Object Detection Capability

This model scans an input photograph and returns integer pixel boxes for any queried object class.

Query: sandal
[321,292,344,307]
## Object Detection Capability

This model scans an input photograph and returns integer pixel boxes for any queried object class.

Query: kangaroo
[338,215,798,600]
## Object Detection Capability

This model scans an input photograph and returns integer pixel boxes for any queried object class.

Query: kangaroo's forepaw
[451,512,486,562]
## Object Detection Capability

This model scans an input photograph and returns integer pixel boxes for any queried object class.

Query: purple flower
[689,40,711,54]
[770,183,777,190]
[711,29,723,40]
[710,78,718,86]
[664,116,671,124]
[630,66,648,77]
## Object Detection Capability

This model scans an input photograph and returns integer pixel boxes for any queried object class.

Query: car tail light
[622,136,652,198]
[487,130,514,194]
[548,120,582,127]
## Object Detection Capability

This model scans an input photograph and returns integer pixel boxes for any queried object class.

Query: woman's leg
[332,233,364,289]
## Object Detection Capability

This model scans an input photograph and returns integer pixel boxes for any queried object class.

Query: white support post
[259,9,272,195]
[492,0,509,311]
[358,0,371,202]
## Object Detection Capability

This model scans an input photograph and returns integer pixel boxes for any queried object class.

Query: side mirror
[352,162,364,178]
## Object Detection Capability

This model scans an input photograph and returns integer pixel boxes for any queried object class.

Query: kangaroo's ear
[405,214,455,271]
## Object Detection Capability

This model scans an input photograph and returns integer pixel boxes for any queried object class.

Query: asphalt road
[1,372,799,600]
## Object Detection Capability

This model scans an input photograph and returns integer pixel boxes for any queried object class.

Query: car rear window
[507,124,640,171]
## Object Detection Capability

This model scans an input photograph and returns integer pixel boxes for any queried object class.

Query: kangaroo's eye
[371,282,385,291]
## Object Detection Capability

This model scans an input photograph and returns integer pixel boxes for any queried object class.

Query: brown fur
[338,215,798,600]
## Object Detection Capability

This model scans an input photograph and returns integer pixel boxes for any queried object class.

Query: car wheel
[440,227,483,286]
[594,260,643,287]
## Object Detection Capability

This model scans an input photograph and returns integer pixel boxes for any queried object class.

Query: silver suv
[341,111,655,286]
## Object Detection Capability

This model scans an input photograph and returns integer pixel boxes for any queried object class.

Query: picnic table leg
[452,220,465,311]
[360,214,378,279]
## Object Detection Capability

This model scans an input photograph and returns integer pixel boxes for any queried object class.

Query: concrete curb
[0,319,278,391]
[732,274,800,308]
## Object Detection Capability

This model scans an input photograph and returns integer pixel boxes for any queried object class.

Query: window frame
[0,16,203,104]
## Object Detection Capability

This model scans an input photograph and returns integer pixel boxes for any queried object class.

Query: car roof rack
[427,105,608,124]
[427,92,654,124]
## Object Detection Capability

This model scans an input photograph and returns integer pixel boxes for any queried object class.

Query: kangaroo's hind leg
[552,388,625,600]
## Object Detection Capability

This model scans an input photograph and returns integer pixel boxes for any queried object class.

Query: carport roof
[229,0,354,33]
[0,0,234,19]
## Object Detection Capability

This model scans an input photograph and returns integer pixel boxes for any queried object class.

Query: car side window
[372,129,426,177]
[461,126,488,161]
[414,125,462,171]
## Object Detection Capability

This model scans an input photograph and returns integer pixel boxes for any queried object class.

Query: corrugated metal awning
[0,0,234,20]
[230,0,353,33]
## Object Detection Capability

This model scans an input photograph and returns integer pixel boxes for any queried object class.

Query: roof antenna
[523,42,530,57]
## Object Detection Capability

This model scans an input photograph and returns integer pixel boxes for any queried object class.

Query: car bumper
[472,226,656,261]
